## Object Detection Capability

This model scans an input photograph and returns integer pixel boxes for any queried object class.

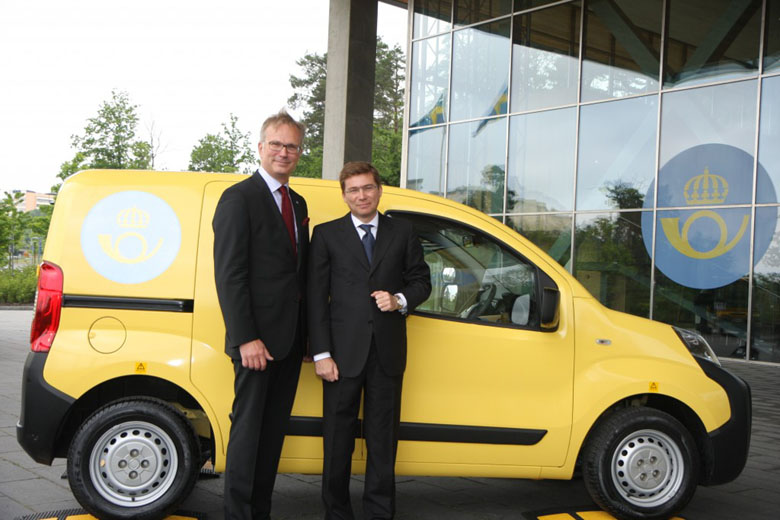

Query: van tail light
[30,261,63,353]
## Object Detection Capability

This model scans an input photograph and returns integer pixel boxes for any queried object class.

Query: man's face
[342,172,382,223]
[258,123,303,183]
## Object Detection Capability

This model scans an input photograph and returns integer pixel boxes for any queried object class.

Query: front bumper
[695,357,752,485]
[16,351,74,465]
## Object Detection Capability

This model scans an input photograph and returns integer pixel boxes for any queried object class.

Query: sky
[0,0,408,195]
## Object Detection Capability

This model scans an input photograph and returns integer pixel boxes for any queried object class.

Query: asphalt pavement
[1,308,778,520]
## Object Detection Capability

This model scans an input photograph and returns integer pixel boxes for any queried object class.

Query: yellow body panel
[41,170,733,478]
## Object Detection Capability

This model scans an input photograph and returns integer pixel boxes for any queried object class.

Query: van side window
[391,212,539,328]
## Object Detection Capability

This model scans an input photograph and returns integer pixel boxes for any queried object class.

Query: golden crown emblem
[683,168,728,205]
[116,206,150,229]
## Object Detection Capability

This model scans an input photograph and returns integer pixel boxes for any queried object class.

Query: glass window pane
[581,0,661,102]
[395,212,540,328]
[414,0,452,39]
[410,35,451,128]
[765,0,780,72]
[508,107,576,212]
[751,206,780,362]
[577,95,657,210]
[511,2,581,112]
[653,270,748,361]
[451,20,511,121]
[407,127,446,196]
[656,81,758,208]
[758,76,780,204]
[514,0,565,12]
[508,213,572,269]
[664,0,762,87]
[574,212,651,317]
[455,0,512,26]
[447,118,506,213]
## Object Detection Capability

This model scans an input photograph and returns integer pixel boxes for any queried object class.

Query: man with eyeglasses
[213,109,309,520]
[308,161,431,520]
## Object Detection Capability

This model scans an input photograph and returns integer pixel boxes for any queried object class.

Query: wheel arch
[53,375,215,464]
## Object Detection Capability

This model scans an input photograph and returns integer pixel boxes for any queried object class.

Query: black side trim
[63,295,194,313]
[287,416,546,445]
[17,352,75,465]
[694,357,752,485]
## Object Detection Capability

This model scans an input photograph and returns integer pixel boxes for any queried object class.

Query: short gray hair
[259,109,306,143]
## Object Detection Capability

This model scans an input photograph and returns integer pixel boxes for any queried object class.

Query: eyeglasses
[344,184,378,196]
[266,140,302,155]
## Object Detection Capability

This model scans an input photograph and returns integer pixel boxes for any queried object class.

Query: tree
[188,114,255,173]
[287,36,406,185]
[0,192,31,269]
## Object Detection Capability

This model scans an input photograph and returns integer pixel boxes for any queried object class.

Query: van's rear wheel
[67,398,200,520]
[582,407,699,520]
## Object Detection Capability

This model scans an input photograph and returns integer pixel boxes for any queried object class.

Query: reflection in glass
[577,95,657,210]
[514,0,564,12]
[508,214,572,269]
[658,81,758,205]
[653,269,749,361]
[574,212,651,317]
[758,76,780,204]
[765,0,780,72]
[508,107,576,212]
[455,0,511,27]
[409,35,451,128]
[511,3,581,112]
[407,126,446,196]
[451,20,511,121]
[664,0,761,87]
[751,207,780,362]
[447,118,506,213]
[581,0,661,102]
[413,0,452,39]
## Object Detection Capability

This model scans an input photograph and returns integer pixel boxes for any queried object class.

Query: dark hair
[339,161,382,192]
[259,109,306,142]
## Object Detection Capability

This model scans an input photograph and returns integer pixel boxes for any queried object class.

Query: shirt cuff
[313,352,332,362]
[395,293,408,314]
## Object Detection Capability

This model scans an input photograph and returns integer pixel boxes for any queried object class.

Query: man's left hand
[371,290,399,312]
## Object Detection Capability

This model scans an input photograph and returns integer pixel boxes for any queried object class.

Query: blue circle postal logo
[642,144,777,289]
[81,191,182,284]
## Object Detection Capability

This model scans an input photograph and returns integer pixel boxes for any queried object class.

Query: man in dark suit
[308,161,431,520]
[213,110,308,520]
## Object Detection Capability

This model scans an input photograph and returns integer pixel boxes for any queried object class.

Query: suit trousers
[322,339,404,520]
[223,339,303,520]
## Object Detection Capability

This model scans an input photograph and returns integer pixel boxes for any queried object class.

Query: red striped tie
[279,185,297,257]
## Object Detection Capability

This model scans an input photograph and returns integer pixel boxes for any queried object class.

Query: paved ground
[1,308,779,520]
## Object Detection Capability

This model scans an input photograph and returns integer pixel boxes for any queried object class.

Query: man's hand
[371,290,399,312]
[315,357,339,382]
[239,339,274,371]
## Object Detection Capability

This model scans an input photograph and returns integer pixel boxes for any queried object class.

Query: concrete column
[322,0,378,180]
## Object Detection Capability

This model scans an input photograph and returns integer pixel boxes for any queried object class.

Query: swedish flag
[473,83,508,136]
[411,94,446,128]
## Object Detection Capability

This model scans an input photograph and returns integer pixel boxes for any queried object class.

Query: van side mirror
[540,286,560,331]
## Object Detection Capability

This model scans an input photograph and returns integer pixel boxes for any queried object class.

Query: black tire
[67,397,200,520]
[581,407,699,520]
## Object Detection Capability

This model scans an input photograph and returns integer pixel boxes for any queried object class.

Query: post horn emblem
[98,206,163,264]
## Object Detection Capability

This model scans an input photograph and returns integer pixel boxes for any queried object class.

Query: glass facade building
[405,0,780,363]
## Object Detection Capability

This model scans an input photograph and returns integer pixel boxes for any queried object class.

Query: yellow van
[18,170,750,520]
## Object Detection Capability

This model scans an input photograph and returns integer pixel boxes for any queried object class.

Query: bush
[0,266,38,304]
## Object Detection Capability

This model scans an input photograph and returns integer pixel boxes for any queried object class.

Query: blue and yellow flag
[473,82,508,136]
[411,94,446,128]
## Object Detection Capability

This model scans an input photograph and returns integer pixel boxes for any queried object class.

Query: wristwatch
[394,294,402,310]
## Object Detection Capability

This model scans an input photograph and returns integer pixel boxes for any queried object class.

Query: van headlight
[673,327,720,366]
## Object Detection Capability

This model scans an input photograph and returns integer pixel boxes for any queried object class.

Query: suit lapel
[290,187,307,270]
[339,213,370,271]
[369,212,396,274]
[250,171,297,260]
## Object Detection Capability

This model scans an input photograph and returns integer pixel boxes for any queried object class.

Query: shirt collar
[257,166,287,193]
[350,212,379,230]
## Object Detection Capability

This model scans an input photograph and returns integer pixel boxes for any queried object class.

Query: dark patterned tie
[279,185,296,257]
[359,224,374,263]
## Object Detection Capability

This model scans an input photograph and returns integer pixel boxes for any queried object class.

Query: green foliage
[0,266,38,304]
[0,192,32,268]
[188,114,255,173]
[288,36,405,185]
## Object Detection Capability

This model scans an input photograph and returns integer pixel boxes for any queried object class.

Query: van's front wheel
[582,407,699,520]
[67,398,200,520]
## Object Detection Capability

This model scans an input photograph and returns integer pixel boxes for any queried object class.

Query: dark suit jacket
[213,171,308,361]
[307,212,431,377]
